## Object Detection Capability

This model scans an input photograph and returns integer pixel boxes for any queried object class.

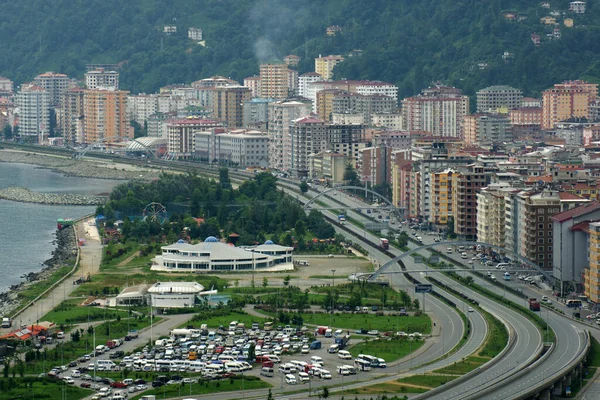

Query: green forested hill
[2,0,600,98]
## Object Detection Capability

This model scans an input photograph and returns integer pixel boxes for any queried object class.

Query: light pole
[331,270,336,326]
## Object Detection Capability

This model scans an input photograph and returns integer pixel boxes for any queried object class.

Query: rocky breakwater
[0,187,107,205]
[0,226,78,316]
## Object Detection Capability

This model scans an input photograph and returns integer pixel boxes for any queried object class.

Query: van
[334,329,343,337]
[310,356,324,366]
[56,331,65,339]
[446,248,453,254]
[328,344,339,353]
[278,364,293,374]
[260,367,274,377]
[461,252,468,259]
[298,371,310,382]
[338,350,352,360]
[99,387,111,397]
[285,374,297,385]
[362,306,369,313]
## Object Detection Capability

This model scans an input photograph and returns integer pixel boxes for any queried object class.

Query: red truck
[379,238,389,250]
[528,298,540,311]
[316,326,329,336]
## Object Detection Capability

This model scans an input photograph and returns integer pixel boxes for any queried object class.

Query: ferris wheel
[143,202,168,224]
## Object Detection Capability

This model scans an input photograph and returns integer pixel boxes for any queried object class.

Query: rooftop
[148,281,205,294]
[551,201,600,222]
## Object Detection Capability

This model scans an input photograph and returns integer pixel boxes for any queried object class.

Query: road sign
[415,284,433,293]
[414,256,424,264]
[429,255,439,264]
[365,222,387,230]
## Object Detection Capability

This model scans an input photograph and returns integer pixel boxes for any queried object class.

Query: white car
[64,377,75,384]
[468,307,474,312]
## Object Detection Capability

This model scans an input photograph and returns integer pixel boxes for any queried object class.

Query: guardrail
[9,214,92,321]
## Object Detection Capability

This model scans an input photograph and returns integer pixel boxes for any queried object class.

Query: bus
[566,299,582,308]
[503,272,510,281]
[354,359,371,371]
[357,354,380,367]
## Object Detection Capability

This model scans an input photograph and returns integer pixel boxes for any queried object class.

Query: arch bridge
[369,240,554,284]
[303,186,404,218]
[73,137,157,160]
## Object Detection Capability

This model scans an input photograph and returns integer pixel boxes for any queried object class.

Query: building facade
[82,89,129,144]
[259,64,291,99]
[33,72,71,107]
[212,86,252,128]
[15,84,50,138]
[267,101,311,171]
[476,85,523,112]
[166,118,222,159]
[542,80,598,130]
[315,55,345,80]
[85,68,119,90]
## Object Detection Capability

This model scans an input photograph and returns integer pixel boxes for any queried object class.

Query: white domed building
[151,237,294,273]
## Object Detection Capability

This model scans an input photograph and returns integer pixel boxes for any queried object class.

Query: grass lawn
[479,309,509,358]
[16,266,74,306]
[348,337,424,362]
[301,313,431,334]
[0,378,90,400]
[41,299,131,325]
[182,311,267,331]
[433,356,490,375]
[130,377,271,399]
[396,373,458,388]
[589,337,600,367]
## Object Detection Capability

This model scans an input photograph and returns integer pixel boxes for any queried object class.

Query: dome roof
[264,240,274,245]
[204,236,219,243]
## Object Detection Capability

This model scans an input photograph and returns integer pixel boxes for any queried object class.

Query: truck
[106,339,121,348]
[379,238,389,250]
[528,298,540,311]
[316,326,329,336]
[309,340,322,350]
[1,317,11,328]
[334,335,350,350]
[338,215,346,224]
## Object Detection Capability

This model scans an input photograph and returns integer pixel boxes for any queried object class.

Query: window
[538,254,544,260]
[548,224,552,229]
[538,209,545,214]
[539,261,544,267]
[538,216,544,222]
[538,231,544,237]
[538,224,544,229]
[538,238,544,244]
[538,246,544,252]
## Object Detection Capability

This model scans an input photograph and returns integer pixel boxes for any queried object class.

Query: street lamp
[330,270,336,326]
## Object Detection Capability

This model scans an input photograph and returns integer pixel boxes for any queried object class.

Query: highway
[297,183,590,399]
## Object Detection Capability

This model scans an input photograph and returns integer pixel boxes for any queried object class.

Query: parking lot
[42,317,401,399]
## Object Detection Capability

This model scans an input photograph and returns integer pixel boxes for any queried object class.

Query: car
[80,382,92,388]
[468,307,474,312]
[367,330,379,335]
[467,260,473,265]
[136,384,148,391]
[64,377,75,385]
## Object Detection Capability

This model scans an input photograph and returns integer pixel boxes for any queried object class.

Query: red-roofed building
[561,182,600,201]
[552,201,600,293]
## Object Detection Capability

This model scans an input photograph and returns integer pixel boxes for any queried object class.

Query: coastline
[0,187,107,205]
[0,149,161,181]
[0,226,78,317]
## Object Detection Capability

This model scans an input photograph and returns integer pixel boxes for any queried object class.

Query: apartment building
[402,84,470,137]
[542,80,597,129]
[305,80,398,112]
[570,1,586,13]
[259,63,292,99]
[430,169,454,226]
[298,73,322,98]
[392,161,413,210]
[212,86,252,128]
[188,27,203,41]
[553,202,600,288]
[308,151,347,184]
[243,98,275,128]
[127,94,159,125]
[314,55,345,80]
[33,72,71,107]
[194,128,268,167]
[476,85,523,112]
[476,184,515,247]
[452,164,490,239]
[166,118,222,159]
[284,54,300,67]
[332,93,396,125]
[463,113,512,145]
[317,89,346,122]
[147,112,171,138]
[290,116,327,178]
[0,77,13,92]
[82,89,129,144]
[585,222,600,302]
[372,112,403,130]
[58,88,84,144]
[15,83,50,138]
[85,68,119,90]
[243,76,262,98]
[267,100,311,171]
[510,107,542,126]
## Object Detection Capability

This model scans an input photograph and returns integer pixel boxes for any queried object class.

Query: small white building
[570,1,586,13]
[164,25,177,34]
[148,282,204,308]
[188,27,203,41]
[152,237,294,273]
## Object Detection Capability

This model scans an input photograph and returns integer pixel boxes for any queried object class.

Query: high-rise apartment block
[542,80,597,129]
[85,68,119,90]
[166,118,222,159]
[332,93,396,125]
[452,164,490,240]
[463,113,512,145]
[59,88,85,144]
[15,83,50,137]
[259,64,292,99]
[402,84,470,137]
[212,86,252,128]
[82,89,129,144]
[243,76,262,98]
[298,73,322,98]
[476,85,523,112]
[315,55,344,80]
[267,101,311,171]
[0,77,13,92]
[33,72,71,107]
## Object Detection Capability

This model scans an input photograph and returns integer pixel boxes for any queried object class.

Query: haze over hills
[2,0,600,97]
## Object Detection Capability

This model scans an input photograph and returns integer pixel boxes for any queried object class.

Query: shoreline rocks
[0,187,107,205]
[0,227,78,317]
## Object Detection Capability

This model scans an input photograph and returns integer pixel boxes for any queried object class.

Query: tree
[299,181,309,193]
[248,343,256,362]
[343,164,361,187]
[219,167,232,190]
[70,330,81,343]
[413,298,420,310]
[283,275,291,287]
[447,217,457,239]
[321,386,330,398]
[2,125,12,140]
[262,276,269,288]
[267,389,273,400]
[294,220,306,237]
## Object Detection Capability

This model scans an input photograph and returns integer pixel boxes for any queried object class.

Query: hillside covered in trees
[2,0,600,98]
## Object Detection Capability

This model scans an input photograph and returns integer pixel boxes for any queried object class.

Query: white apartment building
[166,118,222,159]
[194,129,268,167]
[290,116,327,178]
[298,73,322,98]
[0,77,13,92]
[127,94,159,125]
[267,100,311,171]
[476,184,514,247]
[371,112,403,130]
[188,27,203,41]
[15,83,50,137]
[85,69,119,90]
